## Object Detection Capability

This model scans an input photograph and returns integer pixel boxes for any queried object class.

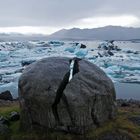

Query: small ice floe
[65,42,88,58]
[75,49,88,58]
[70,42,87,48]
[121,65,140,71]
[48,41,64,47]
[1,73,21,84]
[125,50,140,55]
[33,47,48,54]
[10,42,26,48]
[98,40,121,57]
[65,42,79,53]
[0,51,10,62]
[0,43,15,51]
[10,48,30,58]
[36,41,46,45]
[97,50,114,57]
[69,42,79,46]
[21,60,36,67]
[0,82,18,98]
[35,41,50,48]
[121,75,140,84]
[75,43,88,58]
[131,39,140,43]
[0,73,21,98]
[65,46,76,53]
[98,40,121,51]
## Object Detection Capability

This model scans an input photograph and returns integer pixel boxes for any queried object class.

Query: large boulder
[18,57,117,134]
[0,90,13,101]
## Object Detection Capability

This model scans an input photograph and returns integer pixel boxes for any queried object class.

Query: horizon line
[0,25,139,35]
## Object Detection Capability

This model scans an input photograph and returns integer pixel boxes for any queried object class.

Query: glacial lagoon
[0,40,140,99]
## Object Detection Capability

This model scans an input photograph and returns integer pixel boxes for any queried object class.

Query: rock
[9,111,20,121]
[0,90,13,101]
[109,40,115,44]
[0,116,9,126]
[117,99,140,108]
[75,43,79,46]
[19,57,117,134]
[80,44,86,49]
[134,51,139,54]
[21,60,36,67]
[121,102,130,107]
[0,124,10,135]
[108,51,114,56]
[15,68,24,73]
[98,41,121,52]
[115,46,121,51]
[98,52,103,57]
[126,50,134,54]
[128,99,140,106]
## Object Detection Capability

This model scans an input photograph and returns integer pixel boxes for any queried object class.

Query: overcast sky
[0,0,140,34]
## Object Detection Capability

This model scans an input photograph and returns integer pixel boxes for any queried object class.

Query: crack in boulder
[52,58,81,127]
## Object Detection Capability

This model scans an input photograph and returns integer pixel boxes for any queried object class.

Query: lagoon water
[115,83,140,99]
[0,40,140,99]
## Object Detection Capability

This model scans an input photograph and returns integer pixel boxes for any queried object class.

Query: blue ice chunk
[48,41,64,47]
[75,49,88,58]
[65,46,76,53]
[122,65,140,71]
[0,51,10,62]
[0,82,18,98]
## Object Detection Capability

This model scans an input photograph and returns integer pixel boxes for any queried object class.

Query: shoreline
[0,98,140,107]
[115,82,140,100]
[0,82,140,100]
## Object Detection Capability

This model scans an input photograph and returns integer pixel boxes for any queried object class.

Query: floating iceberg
[75,49,88,58]
[48,41,64,47]
[65,46,76,53]
[65,43,88,58]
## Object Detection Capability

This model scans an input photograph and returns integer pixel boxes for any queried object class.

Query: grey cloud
[0,0,140,27]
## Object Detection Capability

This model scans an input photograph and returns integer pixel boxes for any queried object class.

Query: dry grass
[0,102,140,140]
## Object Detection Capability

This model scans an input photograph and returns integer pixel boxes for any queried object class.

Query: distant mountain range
[48,26,140,40]
[0,33,47,41]
[0,26,140,41]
